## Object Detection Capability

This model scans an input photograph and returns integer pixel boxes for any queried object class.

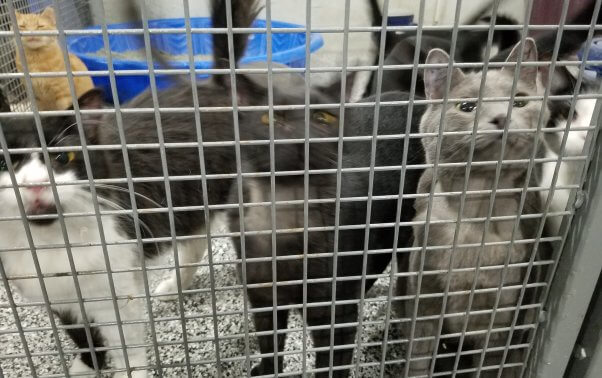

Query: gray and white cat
[406,38,551,376]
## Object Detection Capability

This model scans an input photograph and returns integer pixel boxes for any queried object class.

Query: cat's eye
[0,158,7,171]
[312,111,338,125]
[261,113,271,125]
[457,101,477,112]
[260,113,289,126]
[55,151,75,165]
[513,93,529,108]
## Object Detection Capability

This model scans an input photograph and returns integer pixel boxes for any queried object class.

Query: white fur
[69,357,94,376]
[153,232,206,301]
[487,44,500,60]
[0,156,149,374]
[0,155,209,374]
[540,98,595,234]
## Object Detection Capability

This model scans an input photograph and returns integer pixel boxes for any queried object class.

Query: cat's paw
[408,367,431,378]
[69,357,94,376]
[250,364,267,376]
[251,360,278,376]
[153,278,180,301]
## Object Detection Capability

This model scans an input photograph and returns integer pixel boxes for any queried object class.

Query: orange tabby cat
[15,7,94,110]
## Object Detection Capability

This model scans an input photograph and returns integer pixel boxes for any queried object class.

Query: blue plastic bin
[67,18,324,103]
[578,37,602,78]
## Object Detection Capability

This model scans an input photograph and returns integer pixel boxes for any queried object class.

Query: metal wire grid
[0,0,600,377]
[0,0,91,111]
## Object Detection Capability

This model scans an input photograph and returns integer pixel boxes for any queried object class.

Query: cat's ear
[502,38,538,87]
[76,89,104,144]
[40,7,56,22]
[77,88,104,110]
[424,48,465,100]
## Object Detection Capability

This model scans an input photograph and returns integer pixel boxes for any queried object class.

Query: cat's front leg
[90,297,148,377]
[406,249,445,377]
[53,307,108,376]
[307,301,358,378]
[153,233,207,301]
[405,297,442,376]
[69,356,97,376]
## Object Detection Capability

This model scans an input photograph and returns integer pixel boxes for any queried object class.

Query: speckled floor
[0,217,405,377]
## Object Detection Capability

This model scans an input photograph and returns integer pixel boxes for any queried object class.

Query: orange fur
[15,7,94,110]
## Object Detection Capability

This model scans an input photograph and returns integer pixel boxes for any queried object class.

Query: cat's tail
[125,0,260,89]
[368,0,399,57]
[368,0,384,45]
[369,0,382,32]
[211,0,262,86]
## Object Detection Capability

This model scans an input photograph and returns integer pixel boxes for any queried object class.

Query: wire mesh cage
[0,0,91,110]
[0,0,601,377]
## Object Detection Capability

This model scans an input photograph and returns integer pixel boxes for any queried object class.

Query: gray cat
[405,38,551,377]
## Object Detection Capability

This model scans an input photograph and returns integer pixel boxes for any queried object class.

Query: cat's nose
[26,185,46,194]
[23,182,49,200]
[492,115,507,129]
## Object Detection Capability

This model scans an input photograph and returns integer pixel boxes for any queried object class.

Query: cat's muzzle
[27,201,58,225]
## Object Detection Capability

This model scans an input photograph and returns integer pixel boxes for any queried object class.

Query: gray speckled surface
[0,218,405,377]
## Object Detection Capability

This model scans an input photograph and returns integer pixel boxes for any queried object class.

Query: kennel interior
[0,0,601,377]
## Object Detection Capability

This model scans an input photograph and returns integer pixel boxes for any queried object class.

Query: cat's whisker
[80,119,105,126]
[48,122,78,145]
[93,194,158,239]
[94,184,164,209]
[82,191,162,255]
[49,119,105,147]
[52,134,76,147]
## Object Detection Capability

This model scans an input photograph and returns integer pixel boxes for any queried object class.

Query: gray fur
[406,38,551,376]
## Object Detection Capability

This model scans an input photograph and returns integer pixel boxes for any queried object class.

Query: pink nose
[26,185,46,194]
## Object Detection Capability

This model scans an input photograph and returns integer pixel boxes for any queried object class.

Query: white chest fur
[1,215,140,303]
[0,211,149,376]
[540,98,595,235]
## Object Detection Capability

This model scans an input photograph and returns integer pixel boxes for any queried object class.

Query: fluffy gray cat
[405,38,551,377]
